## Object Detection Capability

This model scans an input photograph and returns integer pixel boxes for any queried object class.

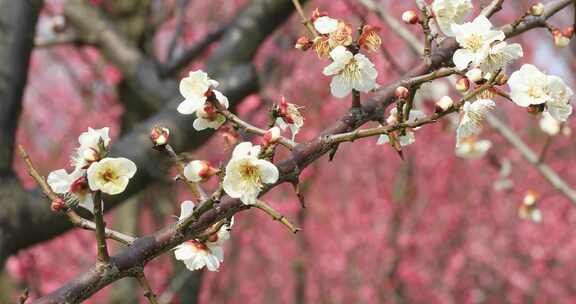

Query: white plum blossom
[508,64,550,106]
[73,127,110,169]
[192,90,229,131]
[183,160,216,182]
[177,70,219,115]
[478,41,523,74]
[432,0,472,36]
[87,157,137,195]
[322,46,378,98]
[47,168,94,212]
[452,16,505,70]
[377,108,425,147]
[455,138,492,159]
[314,16,338,34]
[174,201,232,271]
[456,99,495,147]
[545,75,574,121]
[508,64,573,121]
[223,142,279,205]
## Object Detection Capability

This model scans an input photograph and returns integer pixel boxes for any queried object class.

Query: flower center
[240,161,261,185]
[465,34,484,52]
[100,168,117,183]
[527,83,546,99]
[342,58,361,83]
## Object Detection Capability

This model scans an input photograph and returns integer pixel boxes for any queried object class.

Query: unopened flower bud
[150,127,170,146]
[466,68,483,83]
[402,10,419,25]
[262,127,281,146]
[523,190,539,206]
[184,160,219,182]
[51,197,66,212]
[295,36,313,51]
[553,29,571,48]
[455,77,470,92]
[527,104,545,114]
[395,86,410,99]
[529,3,544,16]
[435,96,454,113]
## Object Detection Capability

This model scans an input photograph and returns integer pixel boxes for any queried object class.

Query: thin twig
[486,114,576,204]
[327,77,497,144]
[162,144,201,200]
[253,200,300,234]
[136,272,159,304]
[211,98,297,150]
[291,0,318,37]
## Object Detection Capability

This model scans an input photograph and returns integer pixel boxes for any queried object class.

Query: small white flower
[192,95,228,131]
[508,64,550,106]
[314,16,338,34]
[322,46,378,98]
[456,99,495,147]
[540,111,562,135]
[183,160,215,182]
[478,41,523,74]
[508,64,573,121]
[223,142,279,205]
[87,157,137,195]
[72,127,110,169]
[377,109,425,147]
[432,0,472,36]
[174,201,232,272]
[177,70,219,115]
[455,138,492,159]
[545,75,573,122]
[452,15,505,70]
[47,168,94,212]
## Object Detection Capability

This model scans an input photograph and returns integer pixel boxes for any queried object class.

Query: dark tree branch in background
[0,0,43,174]
[159,24,229,77]
[0,0,44,266]
[165,0,191,64]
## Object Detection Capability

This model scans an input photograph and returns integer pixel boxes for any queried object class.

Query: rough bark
[0,0,44,265]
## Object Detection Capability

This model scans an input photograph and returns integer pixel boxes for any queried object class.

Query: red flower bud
[150,127,170,146]
[51,197,66,212]
[395,86,410,99]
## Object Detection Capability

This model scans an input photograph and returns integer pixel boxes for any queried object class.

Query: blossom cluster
[387,0,573,161]
[47,127,137,212]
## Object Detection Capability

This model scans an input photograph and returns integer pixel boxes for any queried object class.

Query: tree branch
[0,0,43,173]
[30,2,576,301]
